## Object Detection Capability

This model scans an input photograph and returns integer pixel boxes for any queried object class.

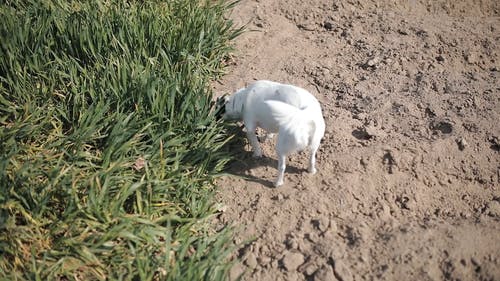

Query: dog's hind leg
[308,144,319,174]
[275,154,286,187]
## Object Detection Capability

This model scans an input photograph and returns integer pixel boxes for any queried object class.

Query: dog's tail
[264,100,317,145]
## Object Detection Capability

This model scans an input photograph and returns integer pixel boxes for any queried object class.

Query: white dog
[221,80,325,187]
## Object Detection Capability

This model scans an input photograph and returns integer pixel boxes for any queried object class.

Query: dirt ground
[212,1,500,280]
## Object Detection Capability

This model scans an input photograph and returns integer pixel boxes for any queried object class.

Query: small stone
[312,217,329,232]
[314,265,335,281]
[334,260,353,281]
[366,56,380,67]
[329,220,338,233]
[286,236,299,249]
[466,52,479,64]
[245,252,258,269]
[258,255,272,266]
[297,23,316,31]
[282,251,305,271]
[436,55,445,62]
[271,259,279,268]
[488,135,500,150]
[456,137,467,151]
[365,125,386,138]
[403,197,416,210]
[318,217,330,232]
[305,263,318,276]
[324,21,334,30]
[486,200,500,217]
[306,232,319,243]
[398,29,409,35]
[378,203,392,220]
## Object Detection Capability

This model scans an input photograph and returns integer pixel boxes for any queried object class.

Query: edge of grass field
[0,1,244,280]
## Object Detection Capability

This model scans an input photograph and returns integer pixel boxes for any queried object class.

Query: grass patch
[0,0,242,280]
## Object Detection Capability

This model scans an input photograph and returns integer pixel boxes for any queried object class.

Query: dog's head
[222,92,245,120]
[214,87,246,120]
[214,94,229,120]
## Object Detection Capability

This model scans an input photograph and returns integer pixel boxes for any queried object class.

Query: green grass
[0,0,243,280]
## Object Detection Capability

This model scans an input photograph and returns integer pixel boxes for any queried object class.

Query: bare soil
[212,1,500,280]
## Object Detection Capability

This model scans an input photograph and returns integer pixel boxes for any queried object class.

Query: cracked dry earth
[212,1,500,280]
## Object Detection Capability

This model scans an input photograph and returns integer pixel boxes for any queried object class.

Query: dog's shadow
[223,126,306,188]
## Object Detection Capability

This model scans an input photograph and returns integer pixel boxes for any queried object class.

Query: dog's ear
[214,94,228,120]
[215,94,229,109]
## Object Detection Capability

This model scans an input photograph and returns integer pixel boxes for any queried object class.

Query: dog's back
[245,80,318,110]
[244,80,324,129]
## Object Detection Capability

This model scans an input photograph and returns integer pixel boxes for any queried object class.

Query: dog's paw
[308,167,317,174]
[274,180,283,187]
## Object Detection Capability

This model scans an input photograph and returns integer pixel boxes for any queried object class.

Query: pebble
[324,21,334,30]
[286,237,299,249]
[282,251,305,271]
[466,52,479,64]
[258,255,272,266]
[312,217,330,232]
[318,217,330,232]
[334,260,353,281]
[436,54,445,62]
[403,197,416,210]
[245,252,258,269]
[486,200,500,217]
[305,263,318,276]
[306,232,319,243]
[274,194,284,201]
[314,265,335,281]
[456,137,468,151]
[398,29,409,35]
[365,125,386,138]
[329,220,338,233]
[366,56,380,67]
[378,202,392,220]
[471,257,481,266]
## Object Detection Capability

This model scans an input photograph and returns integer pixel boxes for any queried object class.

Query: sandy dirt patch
[213,1,500,280]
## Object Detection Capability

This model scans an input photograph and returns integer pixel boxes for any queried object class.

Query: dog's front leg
[275,154,286,187]
[308,153,317,174]
[245,124,262,157]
